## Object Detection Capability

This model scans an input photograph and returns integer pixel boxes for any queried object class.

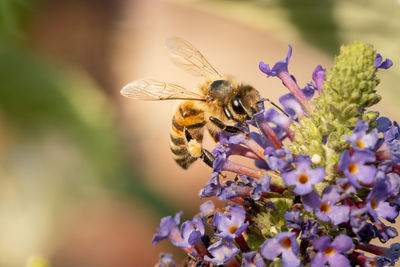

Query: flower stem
[278,71,312,114]
[256,119,283,149]
[223,160,264,179]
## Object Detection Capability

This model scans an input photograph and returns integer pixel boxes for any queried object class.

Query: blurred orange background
[0,0,399,266]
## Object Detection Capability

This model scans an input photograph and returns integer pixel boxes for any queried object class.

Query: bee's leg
[184,127,215,168]
[200,149,215,169]
[209,116,246,134]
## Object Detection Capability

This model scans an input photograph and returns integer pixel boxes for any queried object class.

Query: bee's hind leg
[184,128,215,168]
[209,116,246,135]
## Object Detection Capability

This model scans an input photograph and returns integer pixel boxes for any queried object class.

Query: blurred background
[0,0,399,266]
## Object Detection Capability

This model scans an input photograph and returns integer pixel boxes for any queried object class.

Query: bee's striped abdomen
[170,101,205,169]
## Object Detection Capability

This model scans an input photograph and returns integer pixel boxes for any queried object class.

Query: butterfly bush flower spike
[151,41,400,266]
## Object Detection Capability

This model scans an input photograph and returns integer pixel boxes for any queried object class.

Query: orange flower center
[356,140,365,149]
[348,163,358,174]
[320,203,330,213]
[371,197,377,210]
[298,173,309,184]
[281,237,292,248]
[229,225,238,234]
[324,246,335,256]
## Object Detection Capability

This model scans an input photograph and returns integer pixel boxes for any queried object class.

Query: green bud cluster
[290,41,381,186]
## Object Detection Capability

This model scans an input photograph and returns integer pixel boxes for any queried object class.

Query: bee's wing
[120,77,206,101]
[165,37,221,78]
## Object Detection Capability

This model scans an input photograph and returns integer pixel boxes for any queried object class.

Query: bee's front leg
[184,128,215,168]
[209,116,246,134]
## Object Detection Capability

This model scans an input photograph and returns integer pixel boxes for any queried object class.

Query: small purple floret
[375,53,393,69]
[214,205,249,239]
[312,65,325,93]
[311,234,354,267]
[250,174,271,200]
[366,179,399,223]
[172,216,205,248]
[259,45,292,77]
[281,155,325,195]
[339,150,377,188]
[346,120,378,151]
[260,232,300,267]
[303,186,350,225]
[242,251,266,267]
[204,239,240,265]
[265,147,293,171]
[152,212,182,245]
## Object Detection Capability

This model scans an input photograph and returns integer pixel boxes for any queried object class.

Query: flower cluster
[153,42,400,267]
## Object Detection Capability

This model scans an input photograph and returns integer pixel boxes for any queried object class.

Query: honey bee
[121,37,261,169]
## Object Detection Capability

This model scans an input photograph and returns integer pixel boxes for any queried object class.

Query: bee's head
[207,79,261,123]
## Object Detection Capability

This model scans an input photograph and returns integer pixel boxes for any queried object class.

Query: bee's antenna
[257,98,289,117]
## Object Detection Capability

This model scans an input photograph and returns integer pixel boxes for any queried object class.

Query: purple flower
[214,205,249,239]
[265,147,293,171]
[199,172,222,198]
[375,53,393,69]
[357,223,378,244]
[345,120,378,151]
[200,200,215,214]
[281,155,325,195]
[377,117,392,133]
[172,216,205,248]
[250,174,271,200]
[284,211,302,230]
[386,243,400,263]
[302,83,317,99]
[385,173,400,205]
[366,179,398,223]
[349,207,378,243]
[250,131,275,150]
[279,92,304,119]
[336,177,357,196]
[360,243,400,266]
[312,65,325,93]
[278,84,315,119]
[212,145,232,172]
[379,122,400,164]
[218,131,247,146]
[384,121,400,143]
[259,45,292,77]
[242,251,266,267]
[217,179,248,200]
[260,232,300,267]
[376,224,398,243]
[303,186,350,225]
[264,108,292,130]
[152,212,182,245]
[247,109,285,150]
[338,150,377,188]
[203,239,240,265]
[301,219,320,241]
[259,45,311,112]
[310,234,354,267]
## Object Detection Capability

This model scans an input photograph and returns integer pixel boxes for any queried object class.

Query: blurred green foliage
[279,0,339,55]
[0,0,174,216]
[0,0,37,39]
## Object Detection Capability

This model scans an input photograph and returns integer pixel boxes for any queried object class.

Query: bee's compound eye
[231,97,246,114]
